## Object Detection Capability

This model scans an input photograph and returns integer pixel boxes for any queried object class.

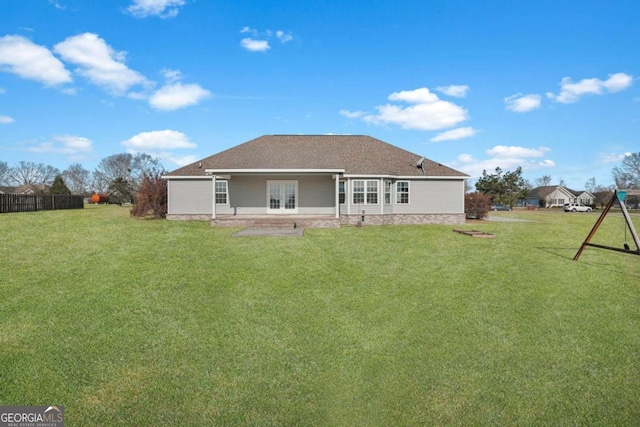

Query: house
[163,135,469,227]
[524,185,595,208]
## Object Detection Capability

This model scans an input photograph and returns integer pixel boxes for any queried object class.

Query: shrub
[130,171,167,218]
[465,192,492,219]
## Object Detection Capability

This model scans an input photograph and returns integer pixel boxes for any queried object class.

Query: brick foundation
[169,213,464,227]
[341,213,465,226]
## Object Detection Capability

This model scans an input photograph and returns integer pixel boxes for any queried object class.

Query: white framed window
[353,180,378,205]
[215,181,228,204]
[384,180,392,205]
[353,180,365,204]
[339,181,345,204]
[367,181,378,204]
[396,181,409,204]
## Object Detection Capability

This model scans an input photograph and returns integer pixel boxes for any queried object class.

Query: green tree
[49,175,71,195]
[107,177,133,205]
[475,166,527,207]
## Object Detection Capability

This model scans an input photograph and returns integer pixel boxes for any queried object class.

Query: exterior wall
[546,188,573,207]
[391,179,463,214]
[575,192,594,205]
[168,175,465,225]
[226,175,335,215]
[167,179,212,215]
[344,178,464,215]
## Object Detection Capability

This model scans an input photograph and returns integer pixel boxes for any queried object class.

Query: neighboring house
[524,185,595,207]
[13,184,50,195]
[163,135,469,227]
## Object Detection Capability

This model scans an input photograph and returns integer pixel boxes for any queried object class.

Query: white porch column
[334,175,340,218]
[380,178,384,214]
[211,174,216,219]
[346,178,351,215]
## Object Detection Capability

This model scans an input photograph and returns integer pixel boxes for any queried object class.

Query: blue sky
[1,0,638,189]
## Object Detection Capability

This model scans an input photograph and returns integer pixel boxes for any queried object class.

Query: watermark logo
[0,406,64,427]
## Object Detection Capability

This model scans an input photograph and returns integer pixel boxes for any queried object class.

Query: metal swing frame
[573,189,640,261]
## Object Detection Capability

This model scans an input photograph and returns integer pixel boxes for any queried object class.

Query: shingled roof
[165,135,468,178]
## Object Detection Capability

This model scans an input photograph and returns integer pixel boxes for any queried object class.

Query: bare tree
[535,175,552,187]
[93,152,164,193]
[8,161,60,186]
[93,153,133,188]
[41,164,60,186]
[63,163,91,195]
[612,152,640,189]
[131,152,164,182]
[0,161,9,186]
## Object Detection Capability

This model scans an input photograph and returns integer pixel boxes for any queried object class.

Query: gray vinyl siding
[167,179,212,215]
[392,179,463,214]
[298,175,335,214]
[344,178,464,215]
[226,175,335,215]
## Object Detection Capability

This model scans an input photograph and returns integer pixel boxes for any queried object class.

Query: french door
[267,180,298,214]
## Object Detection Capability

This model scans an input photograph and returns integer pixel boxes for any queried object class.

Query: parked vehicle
[563,203,592,212]
[491,204,511,211]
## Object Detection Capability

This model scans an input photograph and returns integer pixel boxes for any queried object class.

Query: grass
[1,205,639,426]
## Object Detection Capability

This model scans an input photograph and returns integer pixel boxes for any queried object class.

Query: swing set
[574,189,640,261]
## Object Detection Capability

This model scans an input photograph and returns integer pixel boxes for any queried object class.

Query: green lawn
[1,206,639,426]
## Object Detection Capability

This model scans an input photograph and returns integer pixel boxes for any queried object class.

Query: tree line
[0,152,164,196]
[466,152,639,216]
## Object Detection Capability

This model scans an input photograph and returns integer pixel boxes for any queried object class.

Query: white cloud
[547,72,633,103]
[505,93,542,113]
[450,145,555,179]
[149,82,211,111]
[388,87,439,104]
[600,152,629,164]
[240,28,294,52]
[435,85,469,98]
[0,35,72,86]
[161,68,182,83]
[54,33,149,95]
[240,27,258,36]
[126,0,185,18]
[49,0,66,9]
[0,115,14,124]
[359,87,469,131]
[159,153,199,167]
[339,109,366,118]
[122,130,196,150]
[241,38,270,52]
[430,127,478,142]
[276,31,293,43]
[28,134,93,156]
[486,145,550,158]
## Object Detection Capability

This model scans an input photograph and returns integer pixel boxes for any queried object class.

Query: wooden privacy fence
[0,194,84,214]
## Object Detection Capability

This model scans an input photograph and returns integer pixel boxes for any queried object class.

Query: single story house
[524,185,595,208]
[163,135,469,227]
